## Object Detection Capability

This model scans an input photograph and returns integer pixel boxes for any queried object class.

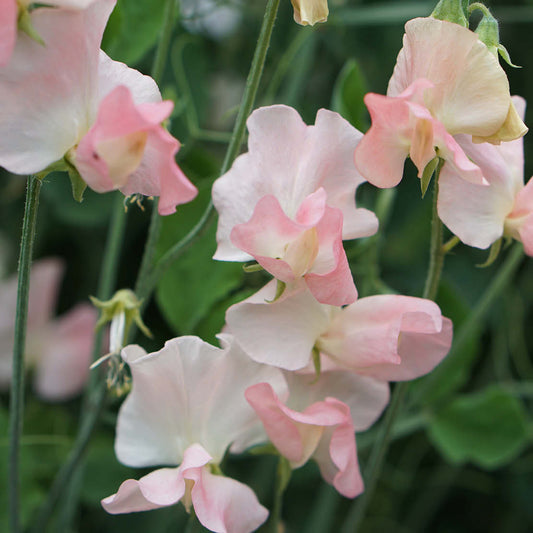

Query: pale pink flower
[102,334,287,532]
[290,0,328,26]
[245,370,388,498]
[0,0,197,215]
[439,97,533,255]
[0,0,100,67]
[212,105,378,305]
[355,17,527,188]
[0,258,96,400]
[225,281,452,376]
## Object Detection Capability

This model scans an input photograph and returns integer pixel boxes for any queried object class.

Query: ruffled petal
[33,304,96,401]
[388,17,519,140]
[0,0,17,67]
[213,105,375,260]
[246,383,362,498]
[0,0,115,174]
[319,295,452,380]
[116,335,286,467]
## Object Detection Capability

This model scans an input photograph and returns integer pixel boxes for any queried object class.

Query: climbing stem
[8,175,42,533]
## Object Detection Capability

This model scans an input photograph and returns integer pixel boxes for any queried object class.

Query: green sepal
[90,289,152,340]
[265,280,286,303]
[420,157,439,198]
[276,456,292,494]
[497,44,520,68]
[431,0,468,27]
[476,237,502,268]
[243,262,264,273]
[18,8,45,46]
[66,165,87,203]
[248,442,279,456]
[310,346,321,384]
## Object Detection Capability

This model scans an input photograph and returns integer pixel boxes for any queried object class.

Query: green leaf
[428,385,531,469]
[155,183,244,335]
[331,59,369,132]
[431,0,468,27]
[102,0,167,66]
[420,157,439,198]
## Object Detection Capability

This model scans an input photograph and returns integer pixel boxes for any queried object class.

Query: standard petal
[388,17,515,138]
[116,335,286,467]
[438,161,513,249]
[0,0,17,67]
[0,0,115,174]
[225,282,331,370]
[213,105,376,260]
[33,304,96,401]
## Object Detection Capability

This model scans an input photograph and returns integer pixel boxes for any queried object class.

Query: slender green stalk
[134,0,179,300]
[342,173,445,532]
[30,193,127,532]
[423,162,445,301]
[341,381,409,533]
[265,456,291,533]
[8,175,42,533]
[142,0,281,297]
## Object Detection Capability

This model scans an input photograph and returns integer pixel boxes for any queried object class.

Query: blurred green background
[1,0,533,531]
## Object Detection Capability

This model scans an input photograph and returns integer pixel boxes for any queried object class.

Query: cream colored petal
[291,0,328,26]
[388,17,512,138]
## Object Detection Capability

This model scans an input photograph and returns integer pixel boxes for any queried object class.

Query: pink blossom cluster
[355,17,532,255]
[0,0,197,214]
[2,3,530,533]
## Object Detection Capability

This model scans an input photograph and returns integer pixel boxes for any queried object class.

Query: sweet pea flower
[245,370,388,498]
[438,97,533,255]
[225,281,452,376]
[290,0,328,26]
[0,258,97,400]
[102,334,287,533]
[0,0,100,67]
[212,105,378,306]
[355,17,527,189]
[0,0,197,215]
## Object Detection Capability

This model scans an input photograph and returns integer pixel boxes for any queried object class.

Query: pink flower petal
[246,383,363,498]
[75,85,197,214]
[33,304,96,401]
[319,295,452,380]
[213,105,377,261]
[116,335,286,468]
[0,0,17,67]
[388,17,515,139]
[0,0,115,174]
[225,282,331,370]
[231,192,356,306]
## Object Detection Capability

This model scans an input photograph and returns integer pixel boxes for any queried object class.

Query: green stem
[265,456,291,533]
[134,0,179,301]
[412,243,524,403]
[8,175,42,533]
[30,193,127,532]
[341,381,409,533]
[142,0,281,296]
[151,0,178,82]
[422,163,445,301]
[342,171,445,532]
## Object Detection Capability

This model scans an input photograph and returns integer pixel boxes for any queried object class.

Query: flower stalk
[8,175,42,533]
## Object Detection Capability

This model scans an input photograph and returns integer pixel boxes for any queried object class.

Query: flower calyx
[431,0,469,27]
